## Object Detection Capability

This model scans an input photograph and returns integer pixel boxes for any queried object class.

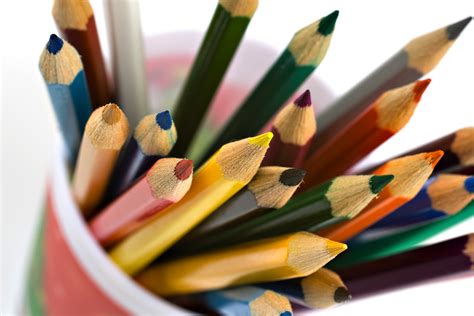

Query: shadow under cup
[24,32,333,315]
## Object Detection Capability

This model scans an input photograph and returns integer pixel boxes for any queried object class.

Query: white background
[1,0,473,315]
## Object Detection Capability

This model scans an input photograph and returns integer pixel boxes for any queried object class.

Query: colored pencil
[328,201,474,269]
[262,90,316,167]
[172,0,259,156]
[262,268,351,309]
[177,166,305,246]
[89,158,193,247]
[317,151,443,242]
[360,127,474,175]
[72,104,129,217]
[52,0,112,108]
[109,133,272,275]
[301,79,430,189]
[198,287,293,316]
[312,17,472,156]
[336,234,474,298]
[104,0,149,127]
[201,10,339,164]
[370,174,474,230]
[39,34,93,161]
[135,232,347,296]
[103,111,177,204]
[171,174,393,256]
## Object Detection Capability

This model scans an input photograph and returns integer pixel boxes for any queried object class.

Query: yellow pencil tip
[248,132,273,147]
[327,239,348,254]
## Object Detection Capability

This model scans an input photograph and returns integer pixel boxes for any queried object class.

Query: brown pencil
[72,104,129,217]
[53,0,112,108]
[301,79,430,189]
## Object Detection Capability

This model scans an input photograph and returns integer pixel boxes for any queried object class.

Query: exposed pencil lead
[446,16,472,40]
[334,287,351,303]
[174,159,193,180]
[280,168,306,186]
[155,111,173,130]
[413,79,431,102]
[46,34,63,54]
[370,175,394,194]
[249,132,273,147]
[426,150,444,167]
[464,177,474,193]
[102,103,121,124]
[318,10,339,35]
[294,90,312,107]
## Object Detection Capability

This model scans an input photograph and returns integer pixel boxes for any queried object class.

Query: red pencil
[262,90,317,167]
[89,158,193,247]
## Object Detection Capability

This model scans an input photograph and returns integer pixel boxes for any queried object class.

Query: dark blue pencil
[39,34,93,160]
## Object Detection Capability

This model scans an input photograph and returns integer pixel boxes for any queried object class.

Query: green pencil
[328,200,474,269]
[199,10,339,164]
[170,174,392,256]
[171,0,258,156]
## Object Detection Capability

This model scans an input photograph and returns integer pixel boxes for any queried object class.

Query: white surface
[1,0,473,315]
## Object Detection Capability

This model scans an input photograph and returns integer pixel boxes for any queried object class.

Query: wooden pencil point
[102,103,122,124]
[446,16,472,40]
[52,0,93,30]
[318,10,339,36]
[426,174,474,215]
[369,174,395,194]
[451,127,474,166]
[280,168,306,186]
[294,89,312,107]
[413,78,431,102]
[425,150,444,167]
[219,0,259,17]
[174,159,193,180]
[46,34,63,54]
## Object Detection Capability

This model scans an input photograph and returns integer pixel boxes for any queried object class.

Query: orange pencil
[90,158,193,247]
[301,79,430,190]
[317,151,443,242]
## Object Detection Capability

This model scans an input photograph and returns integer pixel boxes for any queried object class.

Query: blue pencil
[367,174,474,231]
[202,286,293,316]
[39,34,93,160]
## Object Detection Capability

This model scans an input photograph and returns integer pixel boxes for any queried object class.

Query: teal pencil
[39,34,93,159]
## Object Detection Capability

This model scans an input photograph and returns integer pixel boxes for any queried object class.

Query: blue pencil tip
[155,111,173,130]
[47,34,64,54]
[464,177,474,193]
[280,311,293,316]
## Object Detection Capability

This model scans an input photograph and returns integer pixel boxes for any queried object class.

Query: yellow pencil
[72,103,129,217]
[135,232,347,296]
[109,132,273,275]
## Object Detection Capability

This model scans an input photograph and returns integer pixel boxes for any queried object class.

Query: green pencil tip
[369,174,394,194]
[318,10,339,36]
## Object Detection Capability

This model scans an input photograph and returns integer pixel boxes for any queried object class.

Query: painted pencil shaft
[200,11,338,164]
[313,17,472,155]
[329,201,474,269]
[104,111,177,204]
[136,232,347,296]
[337,234,474,298]
[105,0,148,127]
[109,133,272,275]
[72,104,129,217]
[39,34,93,160]
[172,0,258,156]
[53,0,112,107]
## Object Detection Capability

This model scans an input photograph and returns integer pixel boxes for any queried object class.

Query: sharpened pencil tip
[248,132,273,147]
[294,90,312,107]
[425,150,444,168]
[318,10,339,36]
[446,16,472,40]
[413,79,431,102]
[369,175,394,194]
[280,168,306,186]
[334,287,352,303]
[465,177,474,193]
[155,111,173,130]
[46,34,63,54]
[280,311,293,316]
[327,239,347,254]
[102,103,121,124]
[174,159,193,180]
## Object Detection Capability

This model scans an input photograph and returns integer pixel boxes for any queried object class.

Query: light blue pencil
[203,286,293,316]
[39,34,93,160]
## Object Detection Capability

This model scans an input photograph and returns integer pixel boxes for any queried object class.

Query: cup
[24,32,334,315]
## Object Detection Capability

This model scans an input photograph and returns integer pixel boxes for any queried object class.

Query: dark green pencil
[199,10,339,164]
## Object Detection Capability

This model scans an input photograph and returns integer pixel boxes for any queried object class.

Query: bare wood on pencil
[219,0,259,16]
[428,174,474,215]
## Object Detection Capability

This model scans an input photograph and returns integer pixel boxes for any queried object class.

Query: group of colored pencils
[39,0,473,315]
